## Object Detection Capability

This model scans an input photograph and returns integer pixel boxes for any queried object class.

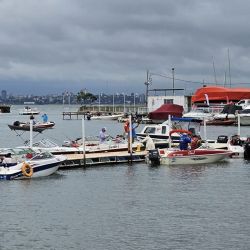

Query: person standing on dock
[124,119,140,153]
[99,127,108,143]
[141,134,155,150]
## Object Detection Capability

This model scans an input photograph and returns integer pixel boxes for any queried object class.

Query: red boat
[205,119,236,126]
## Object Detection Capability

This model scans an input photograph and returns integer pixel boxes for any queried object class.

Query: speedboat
[8,121,55,132]
[206,134,246,158]
[239,105,250,126]
[213,103,242,120]
[183,108,214,120]
[147,148,232,166]
[31,136,144,155]
[88,113,123,120]
[19,106,40,115]
[0,148,66,180]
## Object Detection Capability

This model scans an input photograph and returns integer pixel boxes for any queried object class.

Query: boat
[136,117,202,147]
[0,148,66,180]
[205,119,236,126]
[19,106,40,115]
[30,136,144,155]
[206,134,246,158]
[183,107,214,120]
[86,112,123,120]
[0,104,11,113]
[148,104,183,124]
[239,105,250,126]
[8,121,55,133]
[192,86,250,106]
[150,148,232,166]
[213,103,242,120]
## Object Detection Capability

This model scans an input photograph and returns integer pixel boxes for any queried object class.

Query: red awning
[149,104,183,120]
[192,86,250,104]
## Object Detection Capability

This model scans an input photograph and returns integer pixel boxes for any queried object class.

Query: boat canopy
[192,86,250,104]
[148,104,183,121]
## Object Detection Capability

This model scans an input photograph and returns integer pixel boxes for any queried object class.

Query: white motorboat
[147,148,232,166]
[183,108,214,120]
[0,148,66,180]
[88,113,123,120]
[206,134,246,158]
[136,117,201,146]
[239,105,250,126]
[213,103,242,120]
[32,137,144,155]
[19,106,40,115]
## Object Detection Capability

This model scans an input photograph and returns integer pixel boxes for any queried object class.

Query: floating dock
[60,150,147,168]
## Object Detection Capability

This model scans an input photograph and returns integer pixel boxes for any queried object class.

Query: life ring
[21,162,33,177]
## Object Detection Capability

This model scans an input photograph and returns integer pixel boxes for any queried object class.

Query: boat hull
[239,116,250,126]
[159,149,231,165]
[0,155,66,180]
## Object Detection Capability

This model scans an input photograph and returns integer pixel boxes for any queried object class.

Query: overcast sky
[1,0,250,95]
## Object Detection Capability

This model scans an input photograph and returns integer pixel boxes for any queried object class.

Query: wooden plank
[65,150,147,160]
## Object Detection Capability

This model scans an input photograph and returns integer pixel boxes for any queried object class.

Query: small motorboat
[19,106,40,115]
[8,121,55,133]
[147,148,232,166]
[89,113,123,120]
[0,148,66,180]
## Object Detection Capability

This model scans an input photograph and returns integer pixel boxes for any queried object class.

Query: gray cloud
[0,0,250,95]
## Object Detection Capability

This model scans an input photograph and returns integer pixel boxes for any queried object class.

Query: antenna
[228,48,232,87]
[224,70,227,87]
[212,57,217,85]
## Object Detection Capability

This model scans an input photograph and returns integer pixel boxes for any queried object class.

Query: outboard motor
[13,121,20,126]
[148,149,160,166]
[217,135,228,143]
[244,141,250,160]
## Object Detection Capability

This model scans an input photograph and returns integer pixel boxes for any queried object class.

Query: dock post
[129,115,133,164]
[82,118,86,167]
[29,117,33,148]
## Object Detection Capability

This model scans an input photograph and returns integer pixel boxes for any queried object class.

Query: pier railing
[62,104,148,120]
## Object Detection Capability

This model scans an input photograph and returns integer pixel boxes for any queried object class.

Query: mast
[212,57,217,85]
[228,48,232,87]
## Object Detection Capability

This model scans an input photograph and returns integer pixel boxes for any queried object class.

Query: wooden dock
[60,150,147,168]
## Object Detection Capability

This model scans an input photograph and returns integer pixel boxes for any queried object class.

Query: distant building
[1,90,7,101]
[147,95,192,113]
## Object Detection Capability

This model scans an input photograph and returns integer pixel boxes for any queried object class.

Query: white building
[147,95,191,113]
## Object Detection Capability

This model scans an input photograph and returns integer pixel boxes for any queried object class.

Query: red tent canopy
[192,86,250,104]
[149,104,183,122]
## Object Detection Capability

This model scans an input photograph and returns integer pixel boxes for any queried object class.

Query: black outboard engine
[13,121,20,126]
[217,135,228,143]
[244,141,250,160]
[148,149,160,166]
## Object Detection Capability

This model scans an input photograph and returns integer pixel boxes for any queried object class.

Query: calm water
[0,105,249,250]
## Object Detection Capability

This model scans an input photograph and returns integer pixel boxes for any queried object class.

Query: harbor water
[0,105,249,250]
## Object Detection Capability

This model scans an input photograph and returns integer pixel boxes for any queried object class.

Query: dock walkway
[60,150,147,168]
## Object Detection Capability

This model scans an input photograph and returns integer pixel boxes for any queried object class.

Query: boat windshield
[144,127,156,134]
